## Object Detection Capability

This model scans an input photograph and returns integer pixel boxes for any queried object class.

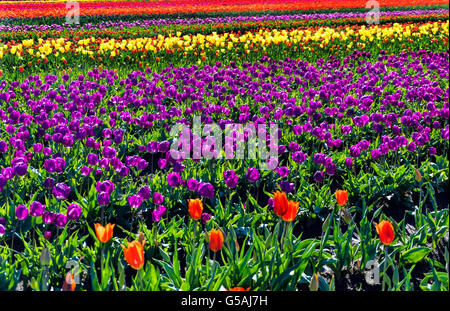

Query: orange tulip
[94,223,115,243]
[209,229,224,252]
[273,191,288,217]
[61,272,76,291]
[335,190,348,206]
[374,220,395,245]
[227,287,250,291]
[282,200,299,222]
[122,240,145,270]
[188,198,203,220]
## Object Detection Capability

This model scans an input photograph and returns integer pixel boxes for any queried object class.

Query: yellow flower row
[0,21,447,60]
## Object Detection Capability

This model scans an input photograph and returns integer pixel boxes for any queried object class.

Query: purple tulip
[128,195,143,209]
[11,157,27,176]
[138,186,151,201]
[87,153,99,165]
[313,171,324,182]
[52,182,70,200]
[153,192,165,205]
[55,213,67,228]
[0,140,8,153]
[223,170,239,188]
[16,204,28,220]
[345,157,353,169]
[292,151,307,163]
[98,192,110,206]
[198,182,215,198]
[152,205,166,222]
[279,181,295,193]
[167,172,182,188]
[30,201,45,217]
[43,211,56,224]
[186,178,199,192]
[276,166,290,178]
[67,203,82,221]
[201,212,212,224]
[246,167,260,182]
[44,177,55,189]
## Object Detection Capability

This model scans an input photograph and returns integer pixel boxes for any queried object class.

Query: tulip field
[0,0,449,293]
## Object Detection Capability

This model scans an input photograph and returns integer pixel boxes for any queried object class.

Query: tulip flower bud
[40,246,51,266]
[309,273,319,291]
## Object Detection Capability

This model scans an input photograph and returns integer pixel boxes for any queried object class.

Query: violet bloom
[313,153,325,165]
[32,143,43,153]
[153,192,165,205]
[11,157,27,176]
[138,186,151,200]
[44,177,55,189]
[198,182,215,198]
[167,172,182,188]
[55,213,67,228]
[292,151,307,163]
[326,163,337,176]
[52,182,70,200]
[137,158,149,170]
[152,205,166,222]
[87,153,99,165]
[30,201,45,217]
[246,167,260,182]
[350,146,361,158]
[16,204,28,220]
[96,180,115,195]
[158,158,168,170]
[128,195,143,209]
[201,212,212,224]
[429,147,437,155]
[0,225,5,236]
[98,192,110,206]
[371,149,382,160]
[1,168,14,180]
[345,157,353,169]
[0,140,7,153]
[223,170,239,188]
[187,178,199,192]
[0,174,6,189]
[80,166,93,176]
[313,171,324,182]
[279,181,295,193]
[44,231,52,240]
[67,203,82,221]
[276,166,290,178]
[407,142,417,152]
[268,198,274,208]
[43,211,56,224]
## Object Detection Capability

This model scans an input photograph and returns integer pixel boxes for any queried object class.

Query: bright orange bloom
[188,199,203,220]
[282,201,299,222]
[335,190,348,206]
[94,223,115,243]
[374,220,395,245]
[122,240,145,270]
[209,229,224,252]
[273,191,288,217]
[61,273,76,291]
[227,287,250,291]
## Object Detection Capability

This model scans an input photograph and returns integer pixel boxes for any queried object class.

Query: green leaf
[401,247,432,264]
